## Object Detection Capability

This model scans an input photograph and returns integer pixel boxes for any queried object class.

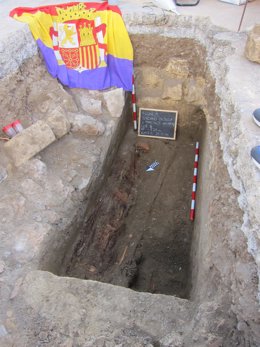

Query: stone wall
[131,35,208,126]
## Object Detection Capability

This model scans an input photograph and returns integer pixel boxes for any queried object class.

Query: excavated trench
[60,35,214,299]
[64,115,205,298]
[0,15,259,345]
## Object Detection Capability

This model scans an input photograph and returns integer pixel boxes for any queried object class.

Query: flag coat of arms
[10,2,133,91]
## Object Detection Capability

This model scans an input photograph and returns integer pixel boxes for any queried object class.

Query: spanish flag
[10,2,133,91]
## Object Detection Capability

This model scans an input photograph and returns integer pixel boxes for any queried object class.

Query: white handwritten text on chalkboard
[138,108,178,140]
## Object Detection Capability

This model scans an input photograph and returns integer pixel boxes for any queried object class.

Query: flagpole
[238,0,249,32]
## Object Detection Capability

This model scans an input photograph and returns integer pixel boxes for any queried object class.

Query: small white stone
[0,167,7,183]
[14,236,27,252]
[0,261,5,274]
[78,177,90,191]
[10,277,23,300]
[0,325,8,337]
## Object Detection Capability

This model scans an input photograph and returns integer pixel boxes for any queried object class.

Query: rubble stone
[103,88,125,118]
[69,114,105,136]
[19,159,47,181]
[245,25,260,64]
[137,96,169,109]
[165,58,190,78]
[69,89,103,117]
[4,121,56,167]
[27,76,78,117]
[46,108,71,139]
[139,67,161,87]
[183,78,206,105]
[162,80,183,100]
[80,97,102,116]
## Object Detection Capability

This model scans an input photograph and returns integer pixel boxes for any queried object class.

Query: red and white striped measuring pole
[190,141,199,221]
[132,74,137,130]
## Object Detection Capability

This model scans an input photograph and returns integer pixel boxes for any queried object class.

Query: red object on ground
[12,120,24,133]
[2,124,16,138]
[190,141,199,221]
[132,74,137,130]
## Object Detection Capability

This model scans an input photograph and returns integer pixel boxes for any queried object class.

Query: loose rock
[162,80,183,100]
[69,114,105,136]
[165,58,189,78]
[4,121,56,167]
[103,88,125,118]
[80,97,102,116]
[245,24,260,64]
[46,107,71,139]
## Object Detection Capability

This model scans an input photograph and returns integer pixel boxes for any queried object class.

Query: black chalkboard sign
[138,108,178,140]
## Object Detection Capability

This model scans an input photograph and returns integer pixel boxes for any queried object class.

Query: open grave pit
[0,10,259,347]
